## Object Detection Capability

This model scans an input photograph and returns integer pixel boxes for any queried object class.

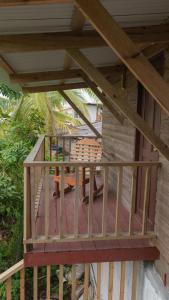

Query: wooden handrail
[24,134,45,164]
[0,260,24,284]
[24,160,161,167]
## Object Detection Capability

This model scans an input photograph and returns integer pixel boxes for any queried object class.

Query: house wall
[91,262,169,300]
[102,51,169,287]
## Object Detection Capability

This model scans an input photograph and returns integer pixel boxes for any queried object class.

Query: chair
[53,138,102,202]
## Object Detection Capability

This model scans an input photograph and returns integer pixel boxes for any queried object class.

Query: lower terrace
[24,135,160,266]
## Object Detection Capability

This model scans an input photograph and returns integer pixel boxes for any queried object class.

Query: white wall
[91,262,169,300]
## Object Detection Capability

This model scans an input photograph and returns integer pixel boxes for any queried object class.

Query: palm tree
[12,91,89,135]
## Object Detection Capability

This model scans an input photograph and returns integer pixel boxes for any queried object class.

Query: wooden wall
[102,51,169,287]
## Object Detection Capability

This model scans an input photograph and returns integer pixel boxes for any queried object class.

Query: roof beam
[58,90,102,138]
[22,82,87,93]
[75,0,169,118]
[0,0,71,6]
[1,24,169,53]
[67,48,169,161]
[10,65,121,84]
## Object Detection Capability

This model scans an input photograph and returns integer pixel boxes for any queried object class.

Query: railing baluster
[131,262,139,300]
[84,264,90,300]
[120,261,126,300]
[102,166,109,236]
[142,167,151,235]
[108,262,114,300]
[6,277,11,300]
[96,263,101,300]
[62,137,65,161]
[115,167,123,236]
[88,167,94,237]
[74,167,79,238]
[45,167,49,239]
[33,266,38,300]
[20,268,25,300]
[60,167,65,239]
[129,167,137,236]
[46,265,51,300]
[24,166,31,252]
[31,167,36,240]
[49,136,52,160]
[59,265,64,300]
[71,265,76,300]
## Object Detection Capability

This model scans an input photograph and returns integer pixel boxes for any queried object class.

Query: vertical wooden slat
[115,167,123,235]
[119,262,126,300]
[129,167,137,236]
[49,136,52,160]
[71,265,76,300]
[84,264,90,300]
[24,166,31,252]
[20,268,25,300]
[131,262,139,300]
[59,265,64,300]
[60,167,65,238]
[102,166,109,236]
[33,266,38,300]
[46,265,51,300]
[69,138,71,160]
[62,137,65,161]
[142,167,151,235]
[31,167,36,240]
[97,263,101,300]
[88,167,94,237]
[6,277,12,300]
[108,262,114,300]
[74,167,79,238]
[45,167,50,239]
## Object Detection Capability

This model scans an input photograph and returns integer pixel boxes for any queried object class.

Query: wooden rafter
[1,25,169,53]
[0,0,71,6]
[80,72,124,124]
[58,90,101,137]
[67,48,169,161]
[10,65,121,84]
[22,82,87,93]
[61,7,85,84]
[75,0,169,117]
[0,55,15,75]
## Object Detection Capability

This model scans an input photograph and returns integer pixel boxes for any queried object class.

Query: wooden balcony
[24,135,160,266]
[0,260,142,300]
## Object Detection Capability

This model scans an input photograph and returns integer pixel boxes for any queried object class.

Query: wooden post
[71,265,76,300]
[74,167,79,238]
[115,167,123,235]
[6,277,12,300]
[60,167,65,238]
[20,268,25,300]
[84,264,90,300]
[97,263,101,300]
[88,167,94,237]
[108,262,114,300]
[102,166,109,236]
[59,265,64,300]
[46,265,51,300]
[142,167,151,235]
[120,262,126,300]
[24,166,31,252]
[129,167,137,236]
[131,262,139,300]
[33,266,38,300]
[45,167,49,239]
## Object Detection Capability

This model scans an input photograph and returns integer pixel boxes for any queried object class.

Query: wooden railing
[23,134,160,247]
[0,260,140,300]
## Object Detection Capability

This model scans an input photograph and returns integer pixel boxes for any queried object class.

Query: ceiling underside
[0,0,169,90]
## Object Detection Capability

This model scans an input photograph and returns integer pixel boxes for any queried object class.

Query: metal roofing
[0,0,169,89]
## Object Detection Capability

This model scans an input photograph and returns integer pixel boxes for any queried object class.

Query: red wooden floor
[24,175,159,266]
